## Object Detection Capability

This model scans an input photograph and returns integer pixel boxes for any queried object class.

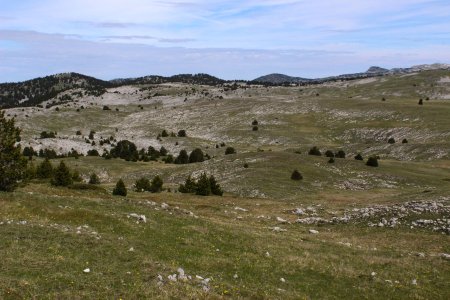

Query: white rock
[234,206,248,212]
[309,229,319,234]
[440,253,450,260]
[128,247,134,252]
[294,208,305,215]
[161,203,169,210]
[265,251,271,257]
[233,274,238,279]
[157,274,163,281]
[177,268,185,276]
[412,279,417,285]
[276,217,288,223]
[168,274,177,282]
[271,226,287,232]
[280,278,286,283]
[371,272,376,277]
[83,268,90,273]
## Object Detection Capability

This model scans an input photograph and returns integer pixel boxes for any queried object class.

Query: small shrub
[354,153,364,160]
[72,170,82,182]
[103,105,111,110]
[89,173,100,184]
[328,157,335,163]
[189,148,204,163]
[36,158,53,179]
[388,137,395,144]
[150,175,163,193]
[252,126,258,131]
[335,150,346,159]
[178,175,197,193]
[134,177,150,192]
[325,150,334,158]
[308,146,321,156]
[402,138,408,144]
[418,99,423,105]
[161,130,169,137]
[174,150,189,164]
[177,130,187,137]
[113,179,127,196]
[196,173,211,196]
[51,161,73,186]
[87,149,99,156]
[243,163,249,168]
[291,170,303,180]
[225,147,236,155]
[209,175,223,196]
[366,156,379,167]
[252,119,258,126]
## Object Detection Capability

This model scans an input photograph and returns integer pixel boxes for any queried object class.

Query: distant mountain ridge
[252,63,450,84]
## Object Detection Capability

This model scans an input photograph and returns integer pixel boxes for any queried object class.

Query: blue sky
[1,0,450,82]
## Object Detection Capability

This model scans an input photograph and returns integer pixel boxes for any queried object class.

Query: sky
[1,0,450,82]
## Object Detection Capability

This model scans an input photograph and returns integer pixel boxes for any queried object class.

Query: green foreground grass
[1,178,449,299]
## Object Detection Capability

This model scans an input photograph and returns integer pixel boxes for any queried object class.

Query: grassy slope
[1,70,450,299]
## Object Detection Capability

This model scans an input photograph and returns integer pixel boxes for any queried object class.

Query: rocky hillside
[0,73,111,108]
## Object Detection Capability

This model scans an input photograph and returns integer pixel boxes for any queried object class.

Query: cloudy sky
[1,0,450,82]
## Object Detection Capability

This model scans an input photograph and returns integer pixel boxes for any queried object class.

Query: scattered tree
[113,179,127,196]
[335,150,346,159]
[388,137,395,144]
[177,130,187,137]
[134,177,150,192]
[366,156,379,167]
[252,126,258,131]
[150,175,163,193]
[328,157,335,163]
[291,170,303,180]
[402,138,408,144]
[308,146,321,156]
[51,161,73,186]
[189,148,204,163]
[36,158,53,179]
[174,149,189,164]
[196,173,212,196]
[354,153,364,160]
[225,147,236,155]
[418,99,423,105]
[89,173,100,184]
[325,150,334,158]
[178,175,197,193]
[252,119,258,126]
[0,111,27,191]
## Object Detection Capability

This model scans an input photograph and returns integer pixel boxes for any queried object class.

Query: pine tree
[72,170,82,182]
[113,179,127,196]
[189,148,204,163]
[209,175,223,196]
[174,149,189,164]
[0,111,27,191]
[89,173,100,184]
[308,146,321,156]
[354,153,364,161]
[178,175,197,193]
[366,156,379,167]
[195,172,211,196]
[134,177,150,192]
[51,161,73,186]
[36,158,53,179]
[150,175,163,193]
[291,170,303,180]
